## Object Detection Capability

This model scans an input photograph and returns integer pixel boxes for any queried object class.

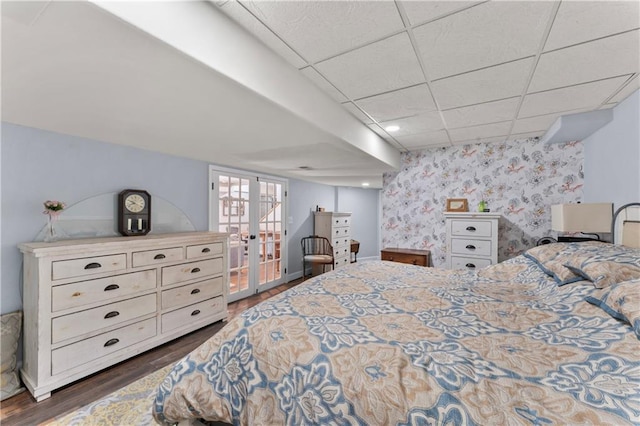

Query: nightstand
[445,212,500,270]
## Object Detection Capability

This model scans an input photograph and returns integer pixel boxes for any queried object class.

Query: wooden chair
[301,236,334,280]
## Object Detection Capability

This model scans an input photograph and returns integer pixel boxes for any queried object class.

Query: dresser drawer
[132,247,183,267]
[451,239,492,257]
[381,249,431,267]
[451,220,493,238]
[52,294,156,344]
[334,255,350,268]
[333,245,350,259]
[332,237,350,249]
[187,242,224,259]
[162,258,223,286]
[52,254,127,281]
[51,317,156,375]
[451,256,492,270]
[332,216,351,228]
[332,227,350,238]
[161,277,224,310]
[161,296,225,333]
[51,269,156,312]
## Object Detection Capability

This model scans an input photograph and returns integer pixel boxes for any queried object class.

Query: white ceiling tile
[354,84,436,122]
[442,97,520,129]
[609,75,639,103]
[519,76,630,118]
[412,1,555,79]
[395,130,451,148]
[545,1,640,51]
[241,1,404,62]
[451,135,507,146]
[219,1,307,69]
[431,57,534,109]
[342,102,373,124]
[315,33,425,100]
[511,109,588,134]
[299,67,348,103]
[530,31,640,93]
[448,121,511,142]
[379,111,445,136]
[400,1,481,26]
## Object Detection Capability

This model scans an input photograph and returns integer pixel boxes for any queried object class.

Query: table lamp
[551,203,613,242]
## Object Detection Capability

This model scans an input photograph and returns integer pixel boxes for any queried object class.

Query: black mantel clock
[118,189,151,236]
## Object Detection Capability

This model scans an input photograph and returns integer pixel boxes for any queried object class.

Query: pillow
[563,244,640,288]
[586,279,640,339]
[1,310,24,401]
[523,241,606,285]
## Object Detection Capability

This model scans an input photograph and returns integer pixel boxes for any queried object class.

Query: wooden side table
[380,248,431,267]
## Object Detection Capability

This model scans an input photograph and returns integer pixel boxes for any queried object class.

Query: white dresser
[18,232,228,401]
[314,212,352,269]
[445,212,500,270]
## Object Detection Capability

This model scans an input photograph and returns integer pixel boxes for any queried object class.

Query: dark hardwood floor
[0,279,303,425]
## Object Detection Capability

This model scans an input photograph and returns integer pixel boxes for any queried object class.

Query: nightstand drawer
[451,220,493,238]
[52,294,156,344]
[51,269,156,312]
[451,239,492,256]
[52,254,127,281]
[162,258,223,286]
[451,256,492,270]
[132,247,183,267]
[51,317,156,375]
[161,277,224,310]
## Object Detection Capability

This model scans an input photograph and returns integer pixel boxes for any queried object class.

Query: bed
[153,219,640,425]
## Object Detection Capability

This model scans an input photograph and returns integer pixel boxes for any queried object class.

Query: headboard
[612,202,640,248]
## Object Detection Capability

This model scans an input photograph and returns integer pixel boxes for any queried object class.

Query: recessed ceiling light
[362,182,370,187]
[385,125,399,132]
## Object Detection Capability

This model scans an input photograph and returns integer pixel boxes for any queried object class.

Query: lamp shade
[551,203,613,233]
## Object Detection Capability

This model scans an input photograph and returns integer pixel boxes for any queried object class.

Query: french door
[209,166,287,302]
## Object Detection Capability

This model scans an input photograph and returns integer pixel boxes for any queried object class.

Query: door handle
[249,235,256,240]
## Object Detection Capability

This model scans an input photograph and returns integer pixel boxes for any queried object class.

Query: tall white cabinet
[314,212,352,269]
[18,232,228,401]
[445,212,500,270]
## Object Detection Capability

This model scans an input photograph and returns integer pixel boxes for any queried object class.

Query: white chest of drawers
[18,232,228,401]
[314,212,352,269]
[445,212,500,270]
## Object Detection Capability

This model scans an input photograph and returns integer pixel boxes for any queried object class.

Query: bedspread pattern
[154,257,640,425]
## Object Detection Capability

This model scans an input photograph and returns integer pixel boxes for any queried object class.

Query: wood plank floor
[0,279,303,425]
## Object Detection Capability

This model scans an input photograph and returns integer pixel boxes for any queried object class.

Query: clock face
[125,194,146,213]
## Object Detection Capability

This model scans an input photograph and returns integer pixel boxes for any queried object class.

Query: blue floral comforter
[153,257,640,425]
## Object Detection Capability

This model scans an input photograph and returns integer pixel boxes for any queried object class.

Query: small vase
[44,214,58,242]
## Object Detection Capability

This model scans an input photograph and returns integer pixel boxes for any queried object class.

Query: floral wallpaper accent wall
[382,138,584,267]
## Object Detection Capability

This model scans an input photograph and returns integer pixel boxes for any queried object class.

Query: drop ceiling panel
[412,1,555,80]
[315,32,425,100]
[400,1,481,26]
[431,57,534,109]
[341,102,373,124]
[519,76,631,118]
[544,1,640,51]
[219,1,307,69]
[451,135,507,146]
[530,31,640,93]
[354,84,436,122]
[240,0,405,62]
[379,111,444,136]
[448,121,511,143]
[442,97,520,129]
[610,75,639,103]
[299,67,347,102]
[395,130,450,149]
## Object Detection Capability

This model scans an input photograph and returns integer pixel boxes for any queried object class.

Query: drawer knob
[466,226,476,231]
[465,263,476,269]
[84,262,102,270]
[201,248,211,253]
[191,309,201,316]
[154,254,166,260]
[389,257,394,261]
[191,268,201,274]
[412,260,417,265]
[104,338,119,347]
[104,311,120,319]
[191,288,201,295]
[104,284,120,292]
[466,245,476,250]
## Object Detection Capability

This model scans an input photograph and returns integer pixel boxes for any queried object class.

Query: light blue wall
[0,123,381,314]
[583,90,640,208]
[337,186,380,259]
